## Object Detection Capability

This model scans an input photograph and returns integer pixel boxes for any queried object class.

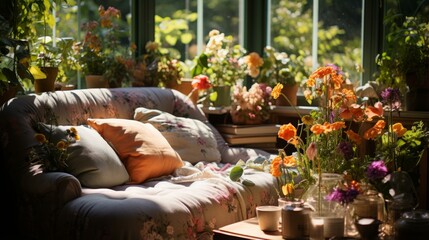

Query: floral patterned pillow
[134,107,222,164]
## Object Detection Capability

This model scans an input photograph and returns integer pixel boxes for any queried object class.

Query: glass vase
[303,173,345,239]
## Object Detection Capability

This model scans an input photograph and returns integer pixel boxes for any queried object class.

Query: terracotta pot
[34,67,58,93]
[275,83,298,106]
[85,75,109,88]
[166,78,199,104]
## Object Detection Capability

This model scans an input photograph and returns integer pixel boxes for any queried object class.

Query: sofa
[0,87,278,240]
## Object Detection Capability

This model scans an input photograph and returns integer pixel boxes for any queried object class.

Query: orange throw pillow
[87,118,183,184]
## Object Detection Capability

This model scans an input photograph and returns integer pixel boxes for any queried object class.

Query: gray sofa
[0,87,277,240]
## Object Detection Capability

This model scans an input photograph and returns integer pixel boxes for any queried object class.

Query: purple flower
[326,63,344,76]
[366,160,388,180]
[337,142,354,160]
[380,87,401,110]
[326,187,360,205]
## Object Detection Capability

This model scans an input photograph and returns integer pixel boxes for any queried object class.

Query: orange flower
[245,52,264,68]
[278,123,297,141]
[392,123,407,137]
[306,77,316,87]
[374,119,386,130]
[270,156,282,177]
[271,83,283,99]
[310,124,325,135]
[365,101,384,121]
[346,129,362,145]
[283,155,297,167]
[288,136,301,147]
[331,73,344,90]
[330,121,346,131]
[309,66,335,80]
[364,120,386,140]
[192,75,212,90]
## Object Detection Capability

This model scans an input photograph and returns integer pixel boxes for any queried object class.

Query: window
[269,0,363,85]
[53,0,376,88]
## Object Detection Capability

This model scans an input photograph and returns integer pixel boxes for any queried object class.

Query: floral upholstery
[0,87,277,240]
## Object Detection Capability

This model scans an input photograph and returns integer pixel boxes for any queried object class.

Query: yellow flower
[282,183,295,196]
[35,133,46,143]
[56,140,67,149]
[271,83,283,99]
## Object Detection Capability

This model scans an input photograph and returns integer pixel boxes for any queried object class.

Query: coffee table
[213,217,283,240]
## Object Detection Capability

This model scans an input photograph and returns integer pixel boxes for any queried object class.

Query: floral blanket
[56,160,277,240]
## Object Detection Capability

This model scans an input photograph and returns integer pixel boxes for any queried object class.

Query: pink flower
[306,142,318,161]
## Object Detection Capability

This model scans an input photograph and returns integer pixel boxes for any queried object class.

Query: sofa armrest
[13,171,82,239]
[21,171,82,205]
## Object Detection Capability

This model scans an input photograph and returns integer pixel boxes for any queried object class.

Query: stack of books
[215,124,280,150]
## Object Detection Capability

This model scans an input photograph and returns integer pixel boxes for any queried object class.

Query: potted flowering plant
[191,29,247,107]
[230,82,272,125]
[258,46,310,106]
[74,6,134,88]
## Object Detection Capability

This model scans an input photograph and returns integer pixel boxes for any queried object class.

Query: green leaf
[242,179,255,186]
[209,91,218,102]
[165,35,177,46]
[180,33,193,44]
[229,166,244,182]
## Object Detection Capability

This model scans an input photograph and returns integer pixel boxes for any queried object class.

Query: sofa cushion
[37,123,130,188]
[87,118,184,184]
[134,107,221,164]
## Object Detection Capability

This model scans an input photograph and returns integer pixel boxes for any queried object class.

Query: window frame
[132,0,380,84]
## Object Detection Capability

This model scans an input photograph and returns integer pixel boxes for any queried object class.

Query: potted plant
[375,11,429,110]
[75,5,134,88]
[29,36,75,92]
[132,41,184,88]
[191,29,247,107]
[0,0,38,103]
[257,46,310,106]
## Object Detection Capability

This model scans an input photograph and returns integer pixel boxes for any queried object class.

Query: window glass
[270,0,363,86]
[155,0,241,76]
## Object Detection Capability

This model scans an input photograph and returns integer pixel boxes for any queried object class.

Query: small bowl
[355,218,381,239]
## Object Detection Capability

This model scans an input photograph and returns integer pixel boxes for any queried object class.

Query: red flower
[192,75,212,90]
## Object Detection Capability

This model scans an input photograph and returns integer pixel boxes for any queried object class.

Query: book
[215,124,281,136]
[222,134,277,145]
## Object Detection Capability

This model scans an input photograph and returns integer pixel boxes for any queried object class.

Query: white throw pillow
[37,123,130,188]
[134,107,221,164]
